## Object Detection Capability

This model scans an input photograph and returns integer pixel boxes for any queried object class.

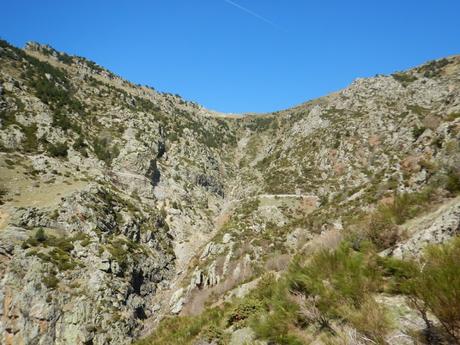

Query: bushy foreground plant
[288,243,382,312]
[397,238,460,343]
[286,242,392,344]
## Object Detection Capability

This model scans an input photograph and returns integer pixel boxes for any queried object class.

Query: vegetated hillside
[0,39,459,345]
[145,54,460,345]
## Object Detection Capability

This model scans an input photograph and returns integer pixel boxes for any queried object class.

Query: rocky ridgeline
[0,39,459,344]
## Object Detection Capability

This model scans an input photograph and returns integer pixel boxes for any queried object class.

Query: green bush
[22,230,77,271]
[73,136,88,156]
[392,72,417,84]
[249,276,303,345]
[42,273,59,289]
[412,126,426,140]
[417,58,451,78]
[340,298,392,345]
[445,169,460,194]
[26,59,84,116]
[93,137,119,165]
[446,113,460,121]
[402,238,460,343]
[288,243,382,312]
[21,123,38,152]
[35,227,47,242]
[366,208,401,250]
[227,297,263,328]
[47,248,77,271]
[134,308,226,345]
[47,142,69,158]
[0,184,7,205]
[377,189,434,226]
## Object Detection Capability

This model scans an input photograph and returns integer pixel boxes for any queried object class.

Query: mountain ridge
[0,39,459,345]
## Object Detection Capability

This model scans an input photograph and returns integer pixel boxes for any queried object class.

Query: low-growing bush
[42,273,59,289]
[226,297,263,328]
[288,243,382,313]
[359,188,437,249]
[0,184,7,205]
[93,137,119,165]
[47,142,69,158]
[35,227,47,242]
[402,238,460,343]
[392,72,417,84]
[21,123,38,152]
[445,169,460,194]
[24,231,71,251]
[134,308,227,345]
[412,126,426,140]
[73,136,88,157]
[366,208,401,250]
[339,298,392,345]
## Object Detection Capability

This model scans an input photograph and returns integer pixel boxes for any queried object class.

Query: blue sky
[2,0,459,113]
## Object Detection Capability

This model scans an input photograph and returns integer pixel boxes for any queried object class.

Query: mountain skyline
[2,0,460,113]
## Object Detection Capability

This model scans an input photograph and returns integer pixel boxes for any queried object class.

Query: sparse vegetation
[392,72,417,85]
[446,169,460,194]
[22,229,78,271]
[412,126,426,140]
[47,142,69,158]
[0,183,7,205]
[42,272,59,289]
[417,58,451,78]
[93,137,120,165]
[388,237,460,343]
[138,235,460,344]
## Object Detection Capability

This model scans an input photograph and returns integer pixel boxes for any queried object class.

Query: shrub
[412,126,426,140]
[47,142,68,158]
[0,184,7,205]
[392,72,417,84]
[52,111,73,131]
[35,227,47,242]
[366,208,401,250]
[339,298,392,345]
[382,189,434,225]
[42,273,59,289]
[93,137,119,165]
[446,113,460,122]
[417,58,451,78]
[288,243,382,313]
[47,248,77,271]
[404,238,460,343]
[29,68,84,116]
[227,298,263,328]
[134,308,226,345]
[73,136,88,156]
[21,123,38,152]
[445,169,460,194]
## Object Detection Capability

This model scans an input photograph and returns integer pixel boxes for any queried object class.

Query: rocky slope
[0,40,240,345]
[0,39,459,345]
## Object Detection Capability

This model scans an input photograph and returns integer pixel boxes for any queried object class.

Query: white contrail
[223,0,280,29]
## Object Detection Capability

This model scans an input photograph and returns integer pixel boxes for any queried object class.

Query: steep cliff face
[0,39,459,345]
